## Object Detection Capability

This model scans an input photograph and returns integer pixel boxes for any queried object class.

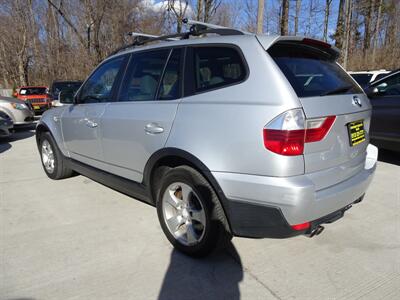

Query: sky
[152,0,342,42]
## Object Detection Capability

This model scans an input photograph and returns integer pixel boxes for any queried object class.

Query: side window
[193,46,246,93]
[374,73,400,96]
[158,48,182,100]
[79,57,125,104]
[119,49,170,102]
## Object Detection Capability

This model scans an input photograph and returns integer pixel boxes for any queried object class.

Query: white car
[349,70,391,87]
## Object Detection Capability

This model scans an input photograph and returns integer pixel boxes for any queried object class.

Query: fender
[36,108,70,157]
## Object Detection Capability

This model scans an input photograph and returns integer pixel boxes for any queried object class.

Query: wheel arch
[35,123,51,149]
[144,148,232,232]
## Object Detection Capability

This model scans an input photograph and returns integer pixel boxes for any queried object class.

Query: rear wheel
[39,132,74,180]
[156,166,231,257]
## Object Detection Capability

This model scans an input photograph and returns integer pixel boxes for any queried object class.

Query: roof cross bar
[183,18,246,36]
[108,21,245,57]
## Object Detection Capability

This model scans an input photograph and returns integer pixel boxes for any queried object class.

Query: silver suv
[36,23,378,257]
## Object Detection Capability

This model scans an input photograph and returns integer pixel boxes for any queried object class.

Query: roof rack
[108,20,245,57]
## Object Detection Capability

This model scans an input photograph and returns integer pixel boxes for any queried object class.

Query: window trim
[76,55,129,104]
[184,43,250,97]
[155,47,185,101]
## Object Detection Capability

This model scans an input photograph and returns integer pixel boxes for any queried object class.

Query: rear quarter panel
[166,38,305,177]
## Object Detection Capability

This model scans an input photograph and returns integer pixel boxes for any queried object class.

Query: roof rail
[108,21,245,57]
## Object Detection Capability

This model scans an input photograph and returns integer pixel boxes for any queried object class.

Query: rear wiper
[320,85,353,96]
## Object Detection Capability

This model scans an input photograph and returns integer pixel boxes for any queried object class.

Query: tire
[156,165,231,257]
[39,131,74,180]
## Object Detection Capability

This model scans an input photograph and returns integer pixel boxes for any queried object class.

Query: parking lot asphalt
[1,127,399,300]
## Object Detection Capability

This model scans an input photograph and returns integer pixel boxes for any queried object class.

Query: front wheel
[39,132,74,180]
[156,166,231,257]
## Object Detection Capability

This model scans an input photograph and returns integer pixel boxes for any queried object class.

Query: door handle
[85,119,98,128]
[144,123,164,134]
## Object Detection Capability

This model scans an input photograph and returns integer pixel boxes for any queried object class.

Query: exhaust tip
[308,225,325,238]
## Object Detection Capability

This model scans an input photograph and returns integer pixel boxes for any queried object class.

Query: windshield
[51,82,82,95]
[351,73,373,86]
[373,73,389,83]
[268,42,362,97]
[19,87,47,95]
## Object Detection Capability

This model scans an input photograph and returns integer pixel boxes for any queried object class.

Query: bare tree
[257,0,265,34]
[372,0,383,64]
[294,0,301,35]
[342,0,352,69]
[280,0,289,35]
[323,0,333,41]
[167,0,189,33]
[334,0,345,49]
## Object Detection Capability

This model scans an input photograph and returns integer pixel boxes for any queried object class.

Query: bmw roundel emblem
[352,96,362,107]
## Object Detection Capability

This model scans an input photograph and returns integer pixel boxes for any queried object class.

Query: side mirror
[59,90,75,104]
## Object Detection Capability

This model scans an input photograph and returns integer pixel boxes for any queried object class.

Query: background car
[49,81,83,107]
[365,69,400,152]
[0,110,14,138]
[16,86,51,114]
[0,96,35,126]
[349,70,391,88]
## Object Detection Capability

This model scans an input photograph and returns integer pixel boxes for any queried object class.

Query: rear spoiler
[256,35,340,60]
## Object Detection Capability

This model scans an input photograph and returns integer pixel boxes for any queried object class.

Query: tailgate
[266,38,372,189]
[300,94,371,189]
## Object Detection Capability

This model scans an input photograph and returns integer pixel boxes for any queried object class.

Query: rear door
[267,40,371,189]
[101,48,183,182]
[368,72,400,148]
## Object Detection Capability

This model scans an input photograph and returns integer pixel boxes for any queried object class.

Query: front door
[61,56,127,169]
[369,72,400,148]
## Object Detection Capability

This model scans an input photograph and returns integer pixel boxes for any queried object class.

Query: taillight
[263,109,336,156]
[305,116,336,143]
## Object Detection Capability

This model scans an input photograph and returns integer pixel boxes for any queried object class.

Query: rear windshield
[19,87,47,95]
[351,73,373,86]
[268,42,362,97]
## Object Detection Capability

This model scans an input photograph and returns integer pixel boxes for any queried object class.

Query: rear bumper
[213,144,378,238]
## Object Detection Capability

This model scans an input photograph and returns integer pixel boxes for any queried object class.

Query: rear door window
[192,46,247,93]
[268,42,362,97]
[119,49,170,102]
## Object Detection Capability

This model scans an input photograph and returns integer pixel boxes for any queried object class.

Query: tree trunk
[280,0,289,35]
[294,0,301,35]
[363,0,373,56]
[372,0,383,65]
[343,0,352,69]
[334,0,345,49]
[196,0,203,21]
[323,0,332,41]
[257,0,264,34]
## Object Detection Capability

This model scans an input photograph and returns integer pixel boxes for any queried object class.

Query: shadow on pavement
[378,149,400,166]
[0,140,11,153]
[0,124,35,154]
[158,242,242,300]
